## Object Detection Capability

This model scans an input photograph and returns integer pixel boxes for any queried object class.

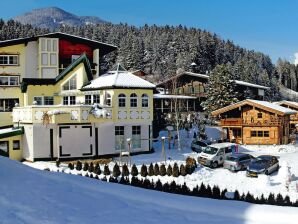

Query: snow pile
[3,156,298,223]
[90,104,110,118]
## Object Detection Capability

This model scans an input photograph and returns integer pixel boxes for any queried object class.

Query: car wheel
[265,170,269,175]
[211,162,218,168]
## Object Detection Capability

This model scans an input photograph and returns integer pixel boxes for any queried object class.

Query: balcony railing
[12,105,112,124]
[220,118,284,126]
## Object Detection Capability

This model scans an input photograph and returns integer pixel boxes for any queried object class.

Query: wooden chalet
[156,71,270,112]
[211,99,296,145]
[275,101,298,132]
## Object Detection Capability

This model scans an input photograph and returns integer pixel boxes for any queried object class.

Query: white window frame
[33,96,54,105]
[0,55,19,66]
[105,93,112,106]
[132,126,141,149]
[0,76,19,86]
[130,93,138,108]
[115,126,125,150]
[141,94,149,108]
[118,94,126,107]
[85,95,92,105]
[93,94,100,104]
[62,75,77,91]
[62,96,76,105]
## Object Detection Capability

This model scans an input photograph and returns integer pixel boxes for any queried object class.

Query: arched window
[130,93,138,107]
[141,94,149,108]
[105,93,111,106]
[118,94,126,107]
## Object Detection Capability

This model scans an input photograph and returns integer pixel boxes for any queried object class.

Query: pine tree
[148,163,154,176]
[68,163,74,170]
[180,164,187,176]
[172,163,180,177]
[160,164,166,176]
[88,162,94,173]
[131,164,139,177]
[103,164,110,176]
[112,163,121,177]
[121,164,129,177]
[83,162,89,171]
[202,64,239,113]
[166,165,173,176]
[154,163,160,176]
[141,164,148,177]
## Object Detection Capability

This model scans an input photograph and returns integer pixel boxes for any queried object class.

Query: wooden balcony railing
[220,118,284,126]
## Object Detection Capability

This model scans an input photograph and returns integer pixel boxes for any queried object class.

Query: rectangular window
[52,39,57,52]
[257,131,263,137]
[264,131,269,137]
[232,129,241,137]
[85,95,92,105]
[257,113,263,118]
[44,96,54,105]
[50,53,57,65]
[0,55,18,65]
[69,96,76,105]
[93,94,100,104]
[251,131,257,137]
[41,53,48,65]
[132,126,141,149]
[115,126,125,150]
[0,76,19,86]
[33,96,43,105]
[13,140,20,150]
[47,39,51,51]
[63,96,68,105]
[63,76,77,91]
[41,39,46,51]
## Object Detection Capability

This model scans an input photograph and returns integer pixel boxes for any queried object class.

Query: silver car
[246,155,279,177]
[224,153,254,172]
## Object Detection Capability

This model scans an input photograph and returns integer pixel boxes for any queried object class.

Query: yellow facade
[0,135,23,161]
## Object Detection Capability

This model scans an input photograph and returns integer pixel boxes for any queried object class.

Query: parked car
[246,155,279,177]
[198,142,235,168]
[191,139,212,153]
[223,153,254,172]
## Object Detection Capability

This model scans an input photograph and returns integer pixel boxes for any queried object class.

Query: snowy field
[24,126,298,203]
[2,156,298,224]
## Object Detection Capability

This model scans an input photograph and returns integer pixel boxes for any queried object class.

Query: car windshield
[202,146,218,155]
[226,156,237,161]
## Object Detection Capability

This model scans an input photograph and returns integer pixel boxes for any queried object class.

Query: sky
[2,0,298,64]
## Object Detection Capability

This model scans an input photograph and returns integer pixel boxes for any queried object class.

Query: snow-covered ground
[2,156,298,224]
[24,126,298,203]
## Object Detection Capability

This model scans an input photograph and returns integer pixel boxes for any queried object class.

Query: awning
[0,127,24,139]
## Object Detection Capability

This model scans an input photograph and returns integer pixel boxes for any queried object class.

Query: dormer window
[62,76,77,91]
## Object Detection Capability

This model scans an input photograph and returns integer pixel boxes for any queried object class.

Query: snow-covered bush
[180,164,187,176]
[68,163,74,170]
[166,164,173,176]
[76,161,82,171]
[83,162,89,171]
[172,163,179,177]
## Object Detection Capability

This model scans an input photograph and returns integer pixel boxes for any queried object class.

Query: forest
[0,19,297,100]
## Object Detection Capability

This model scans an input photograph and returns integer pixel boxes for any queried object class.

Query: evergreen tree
[112,163,121,177]
[180,164,187,176]
[103,164,110,176]
[68,163,74,170]
[172,163,180,177]
[160,164,167,176]
[88,162,94,173]
[154,163,160,176]
[148,163,154,176]
[76,161,82,171]
[121,164,130,177]
[131,164,139,177]
[83,162,89,171]
[202,64,239,113]
[166,165,173,176]
[141,164,148,177]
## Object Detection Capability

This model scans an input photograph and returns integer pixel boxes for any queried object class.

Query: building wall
[25,41,38,78]
[242,126,280,145]
[22,124,34,161]
[0,135,22,161]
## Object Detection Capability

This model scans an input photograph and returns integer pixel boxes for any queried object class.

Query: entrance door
[0,141,9,157]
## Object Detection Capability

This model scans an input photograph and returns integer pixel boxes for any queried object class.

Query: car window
[196,141,207,147]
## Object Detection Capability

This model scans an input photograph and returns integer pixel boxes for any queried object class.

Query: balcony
[220,118,283,127]
[12,105,113,124]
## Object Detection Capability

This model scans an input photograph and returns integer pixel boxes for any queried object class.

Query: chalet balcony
[220,118,284,127]
[12,105,112,124]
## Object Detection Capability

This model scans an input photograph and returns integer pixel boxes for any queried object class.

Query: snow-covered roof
[154,94,196,99]
[212,99,297,116]
[275,100,298,110]
[233,80,269,90]
[0,127,24,139]
[82,69,156,90]
[247,100,296,114]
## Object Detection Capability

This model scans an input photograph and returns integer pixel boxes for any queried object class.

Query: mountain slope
[0,156,298,224]
[13,7,107,29]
